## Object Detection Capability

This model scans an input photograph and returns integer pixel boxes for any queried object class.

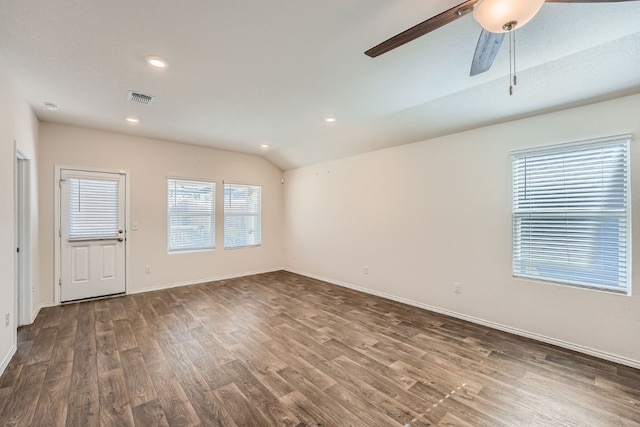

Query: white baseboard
[0,344,17,377]
[129,267,284,295]
[285,268,640,370]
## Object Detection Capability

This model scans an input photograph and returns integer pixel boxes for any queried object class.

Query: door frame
[54,165,130,305]
[15,149,32,325]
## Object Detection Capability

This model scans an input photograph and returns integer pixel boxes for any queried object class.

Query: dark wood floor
[0,271,639,426]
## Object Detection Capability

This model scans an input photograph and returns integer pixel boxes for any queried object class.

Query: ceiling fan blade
[469,30,505,76]
[365,0,478,58]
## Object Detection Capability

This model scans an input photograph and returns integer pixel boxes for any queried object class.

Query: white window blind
[68,178,119,239]
[224,183,261,249]
[167,179,215,252]
[512,135,631,293]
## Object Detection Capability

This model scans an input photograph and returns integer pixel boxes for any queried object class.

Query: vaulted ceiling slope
[0,0,639,170]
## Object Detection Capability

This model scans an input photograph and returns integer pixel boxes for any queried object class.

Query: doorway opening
[15,151,31,326]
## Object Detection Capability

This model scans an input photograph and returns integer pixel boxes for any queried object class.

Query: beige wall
[284,93,640,367]
[0,58,39,372]
[38,123,284,304]
[16,110,40,324]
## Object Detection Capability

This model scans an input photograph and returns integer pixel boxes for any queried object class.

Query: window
[512,135,631,294]
[167,178,215,252]
[224,183,261,249]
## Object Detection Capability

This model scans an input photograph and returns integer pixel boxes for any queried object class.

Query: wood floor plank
[66,303,99,427]
[278,390,342,427]
[324,381,408,426]
[44,333,75,383]
[156,313,196,346]
[185,327,236,367]
[131,399,169,427]
[9,339,33,366]
[131,326,167,367]
[309,352,433,426]
[0,387,10,415]
[278,365,382,426]
[221,359,301,426]
[258,338,337,392]
[135,300,166,335]
[73,302,97,354]
[213,382,272,427]
[437,411,477,427]
[106,299,128,321]
[94,304,113,335]
[175,371,238,427]
[146,361,201,427]
[96,330,121,373]
[120,348,157,407]
[98,368,135,426]
[0,271,638,426]
[122,297,148,330]
[112,319,138,352]
[31,375,71,426]
[57,303,79,337]
[17,324,39,343]
[0,363,22,389]
[0,362,48,426]
[66,350,99,427]
[227,342,294,398]
[41,306,64,329]
[180,340,234,391]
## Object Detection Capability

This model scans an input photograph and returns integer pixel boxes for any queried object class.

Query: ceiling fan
[365,0,636,77]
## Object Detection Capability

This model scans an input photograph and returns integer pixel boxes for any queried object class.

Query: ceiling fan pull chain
[508,28,518,96]
[509,29,513,96]
[513,29,517,88]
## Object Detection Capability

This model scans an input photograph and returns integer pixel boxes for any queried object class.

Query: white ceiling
[1,0,639,170]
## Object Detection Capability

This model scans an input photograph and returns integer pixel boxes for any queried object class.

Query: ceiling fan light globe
[473,0,545,33]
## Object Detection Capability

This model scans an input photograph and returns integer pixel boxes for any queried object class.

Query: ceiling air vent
[127,91,155,105]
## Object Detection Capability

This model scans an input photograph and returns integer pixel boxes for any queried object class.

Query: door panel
[101,245,117,279]
[71,246,89,283]
[60,169,126,302]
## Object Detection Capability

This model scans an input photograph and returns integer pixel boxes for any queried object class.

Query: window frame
[167,177,216,253]
[511,135,632,295]
[223,182,262,250]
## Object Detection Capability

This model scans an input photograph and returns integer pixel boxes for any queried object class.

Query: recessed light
[126,116,140,124]
[145,55,168,69]
[44,102,59,111]
[260,144,270,149]
[324,115,337,123]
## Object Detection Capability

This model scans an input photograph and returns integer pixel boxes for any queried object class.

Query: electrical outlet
[145,265,151,274]
[363,266,369,275]
[454,282,462,294]
[4,313,9,327]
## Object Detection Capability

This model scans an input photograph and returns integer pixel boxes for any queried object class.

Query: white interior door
[60,169,126,302]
